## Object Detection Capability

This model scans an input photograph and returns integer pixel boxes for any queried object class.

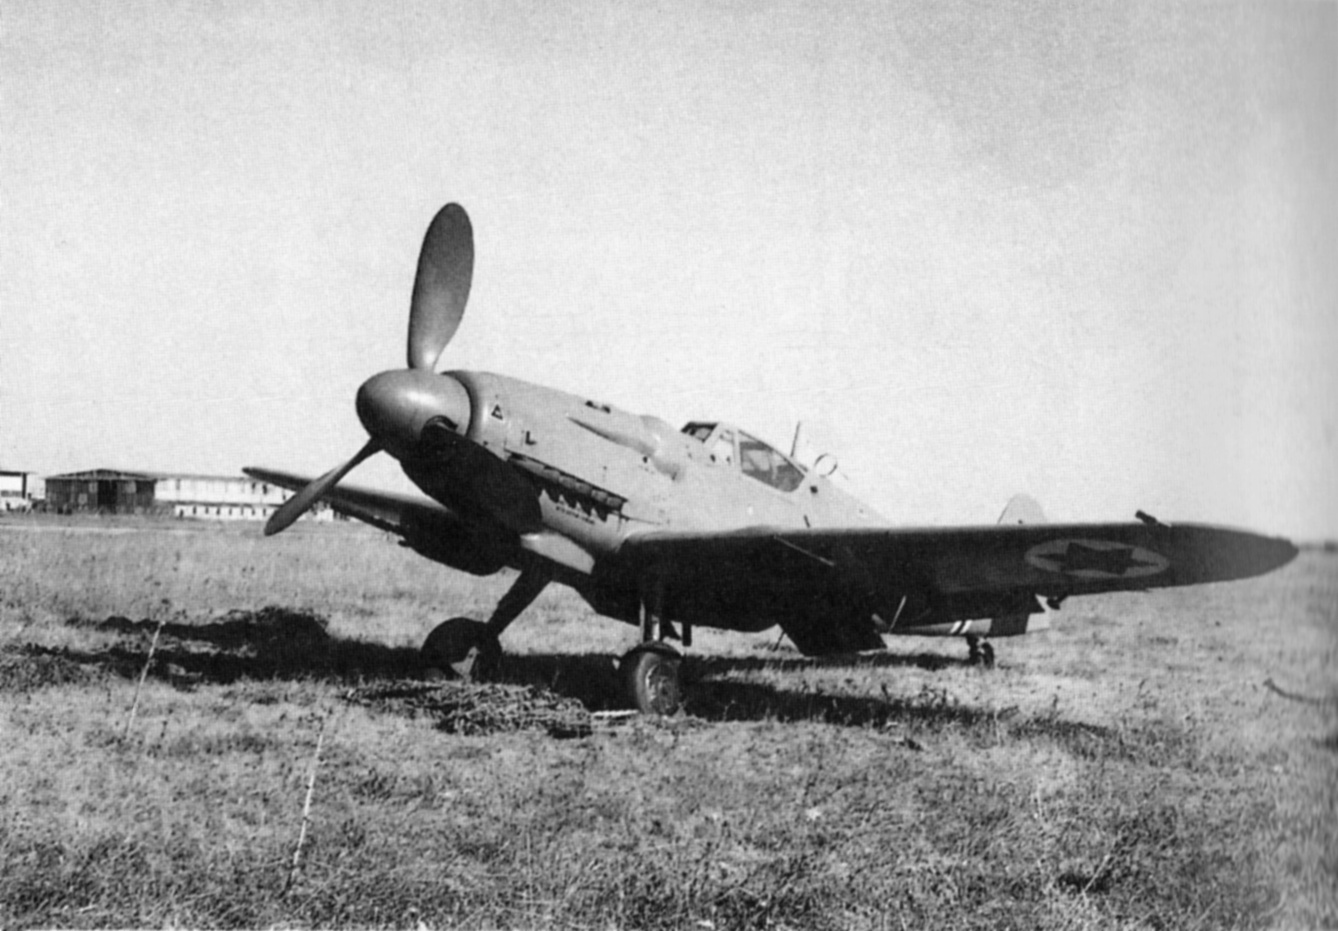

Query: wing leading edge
[242,467,515,576]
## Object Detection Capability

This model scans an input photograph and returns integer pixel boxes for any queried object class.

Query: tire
[421,617,501,681]
[622,647,682,716]
[967,637,996,668]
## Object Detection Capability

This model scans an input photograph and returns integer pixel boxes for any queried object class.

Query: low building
[0,470,43,511]
[153,473,293,521]
[44,470,158,514]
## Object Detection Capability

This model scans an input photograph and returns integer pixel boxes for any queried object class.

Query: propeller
[263,439,380,536]
[408,203,473,372]
[263,203,475,535]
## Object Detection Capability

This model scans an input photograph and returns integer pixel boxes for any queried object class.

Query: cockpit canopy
[681,422,806,493]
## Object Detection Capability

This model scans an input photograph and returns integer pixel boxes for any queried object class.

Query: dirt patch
[0,645,105,691]
[345,679,593,738]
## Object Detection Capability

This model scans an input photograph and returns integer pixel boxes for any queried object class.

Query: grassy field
[1,513,1334,929]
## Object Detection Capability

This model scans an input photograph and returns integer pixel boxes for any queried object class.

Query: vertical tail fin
[991,494,1050,636]
[998,493,1046,526]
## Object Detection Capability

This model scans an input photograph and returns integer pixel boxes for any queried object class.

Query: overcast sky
[3,0,1334,539]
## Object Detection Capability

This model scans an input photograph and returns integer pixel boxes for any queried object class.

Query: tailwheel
[421,617,502,681]
[621,644,682,716]
[966,634,995,668]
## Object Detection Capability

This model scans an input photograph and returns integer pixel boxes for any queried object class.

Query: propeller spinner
[264,203,476,536]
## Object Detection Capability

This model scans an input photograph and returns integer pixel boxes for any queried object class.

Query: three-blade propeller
[263,203,474,536]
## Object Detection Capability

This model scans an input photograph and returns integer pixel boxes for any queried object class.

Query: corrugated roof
[44,469,159,482]
[44,469,253,482]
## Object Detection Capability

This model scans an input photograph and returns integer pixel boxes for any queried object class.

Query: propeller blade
[263,439,381,536]
[408,203,474,371]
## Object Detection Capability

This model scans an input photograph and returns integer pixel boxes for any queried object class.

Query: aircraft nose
[356,369,471,458]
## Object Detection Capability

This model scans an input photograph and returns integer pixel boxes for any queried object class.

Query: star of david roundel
[1025,539,1170,580]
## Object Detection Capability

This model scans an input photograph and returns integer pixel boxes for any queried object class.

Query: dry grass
[1,513,1334,929]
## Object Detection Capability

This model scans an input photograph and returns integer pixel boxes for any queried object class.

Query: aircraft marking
[1025,539,1169,579]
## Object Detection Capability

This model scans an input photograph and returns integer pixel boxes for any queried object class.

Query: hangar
[44,470,159,514]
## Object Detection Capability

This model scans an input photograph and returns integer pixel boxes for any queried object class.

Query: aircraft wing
[243,466,450,534]
[242,467,515,576]
[620,521,1297,650]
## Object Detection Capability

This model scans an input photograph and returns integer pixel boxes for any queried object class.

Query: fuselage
[441,371,883,558]
[351,366,889,629]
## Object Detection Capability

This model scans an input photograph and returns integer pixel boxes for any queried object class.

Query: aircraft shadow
[43,608,965,691]
[692,649,971,674]
[24,609,1111,743]
[497,653,1002,729]
[47,608,425,687]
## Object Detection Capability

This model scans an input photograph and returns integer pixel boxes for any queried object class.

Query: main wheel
[622,646,682,716]
[421,617,501,681]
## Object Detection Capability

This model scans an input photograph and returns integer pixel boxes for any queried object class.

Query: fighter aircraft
[246,203,1298,715]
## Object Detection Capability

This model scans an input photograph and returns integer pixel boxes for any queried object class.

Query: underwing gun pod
[248,204,1299,715]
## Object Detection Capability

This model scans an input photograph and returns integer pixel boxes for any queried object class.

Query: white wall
[155,475,332,522]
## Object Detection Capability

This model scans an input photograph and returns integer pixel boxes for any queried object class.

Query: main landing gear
[420,566,550,680]
[966,634,995,667]
[616,573,686,715]
[419,565,688,716]
[620,643,682,716]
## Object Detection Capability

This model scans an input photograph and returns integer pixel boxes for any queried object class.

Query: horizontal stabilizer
[903,613,1048,638]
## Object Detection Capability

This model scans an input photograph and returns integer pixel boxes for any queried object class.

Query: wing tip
[1205,528,1299,581]
[1271,536,1301,572]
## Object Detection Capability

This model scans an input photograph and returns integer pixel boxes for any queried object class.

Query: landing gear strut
[966,634,995,667]
[619,572,685,715]
[420,565,550,680]
[420,563,689,715]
